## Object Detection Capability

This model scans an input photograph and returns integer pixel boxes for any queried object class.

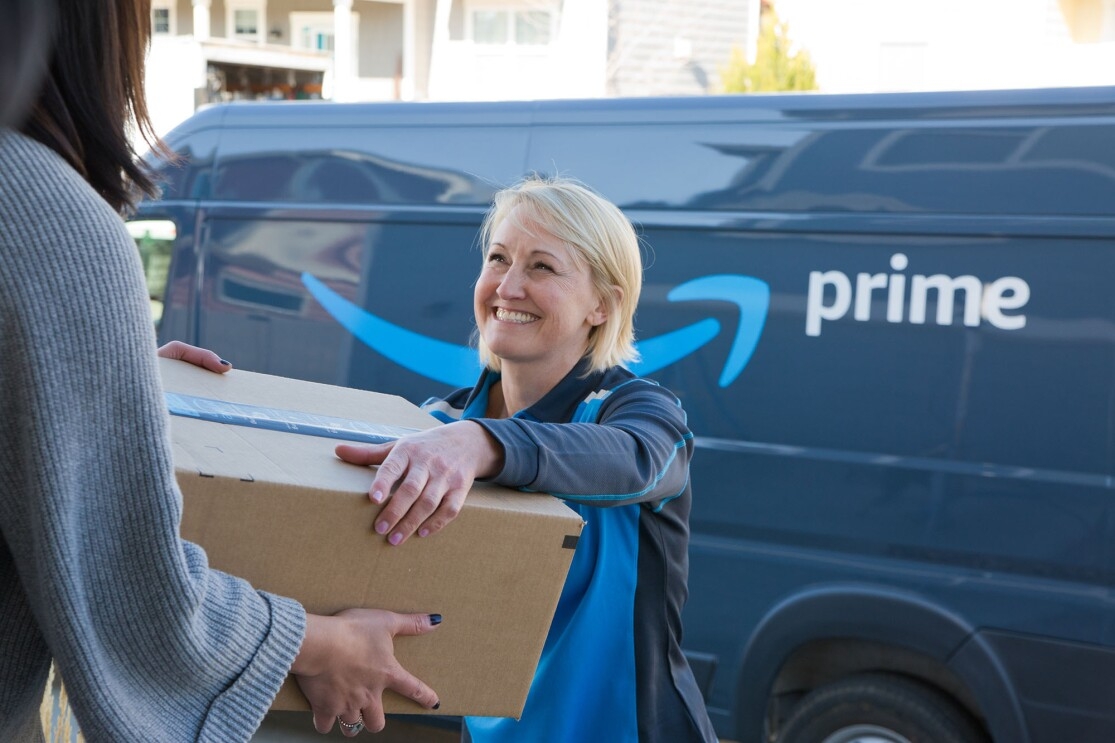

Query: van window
[212,126,528,205]
[528,123,803,209]
[148,127,221,201]
[530,121,1115,216]
[126,219,176,327]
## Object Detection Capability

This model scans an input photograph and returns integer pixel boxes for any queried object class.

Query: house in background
[774,0,1115,93]
[145,0,759,136]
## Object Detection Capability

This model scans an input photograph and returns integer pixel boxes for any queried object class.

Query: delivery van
[131,85,1115,743]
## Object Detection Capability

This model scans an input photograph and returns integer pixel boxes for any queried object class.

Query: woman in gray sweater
[0,1,440,740]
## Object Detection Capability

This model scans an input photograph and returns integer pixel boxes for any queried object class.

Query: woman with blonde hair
[338,176,717,742]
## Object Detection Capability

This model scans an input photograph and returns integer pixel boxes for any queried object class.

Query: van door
[191,117,529,398]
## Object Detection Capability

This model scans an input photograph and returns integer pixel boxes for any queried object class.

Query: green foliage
[720,7,817,93]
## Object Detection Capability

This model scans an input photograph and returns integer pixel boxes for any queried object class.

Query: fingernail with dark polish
[433,701,441,710]
[219,359,230,365]
[429,613,443,626]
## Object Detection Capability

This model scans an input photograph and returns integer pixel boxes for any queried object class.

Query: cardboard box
[158,358,583,717]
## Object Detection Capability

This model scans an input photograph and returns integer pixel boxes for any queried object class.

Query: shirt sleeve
[472,382,694,509]
[0,137,304,742]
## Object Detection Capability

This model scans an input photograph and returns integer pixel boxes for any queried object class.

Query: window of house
[515,10,551,45]
[290,10,360,65]
[290,11,352,53]
[234,10,259,37]
[469,5,553,46]
[472,10,509,44]
[151,5,174,35]
[228,2,265,42]
[303,27,335,51]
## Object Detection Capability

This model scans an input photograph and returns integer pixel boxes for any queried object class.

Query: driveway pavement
[253,712,460,742]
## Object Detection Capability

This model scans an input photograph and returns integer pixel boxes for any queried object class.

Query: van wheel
[776,672,988,743]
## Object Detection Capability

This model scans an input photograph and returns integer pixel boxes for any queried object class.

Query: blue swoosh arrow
[302,273,483,387]
[302,271,769,389]
[660,275,770,387]
[628,318,720,378]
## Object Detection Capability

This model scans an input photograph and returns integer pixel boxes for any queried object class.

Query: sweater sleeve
[473,382,694,509]
[0,132,304,742]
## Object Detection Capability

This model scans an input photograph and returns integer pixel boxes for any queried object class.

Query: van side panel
[623,215,1115,737]
[141,124,224,346]
[969,630,1115,742]
[196,206,483,396]
[137,90,1115,743]
[162,117,530,392]
[527,96,1115,740]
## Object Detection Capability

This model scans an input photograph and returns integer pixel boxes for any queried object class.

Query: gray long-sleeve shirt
[0,130,305,742]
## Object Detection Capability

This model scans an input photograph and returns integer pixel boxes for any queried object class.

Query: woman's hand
[292,609,442,735]
[335,421,504,546]
[156,340,231,374]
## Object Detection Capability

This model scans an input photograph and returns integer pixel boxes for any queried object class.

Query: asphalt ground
[253,712,460,742]
[49,679,734,741]
[253,712,738,742]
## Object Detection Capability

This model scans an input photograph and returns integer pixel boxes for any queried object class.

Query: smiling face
[474,206,608,379]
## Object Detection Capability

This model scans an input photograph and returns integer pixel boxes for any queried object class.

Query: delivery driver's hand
[335,421,504,546]
[292,609,442,735]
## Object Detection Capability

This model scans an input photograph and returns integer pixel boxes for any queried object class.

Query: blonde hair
[476,176,643,374]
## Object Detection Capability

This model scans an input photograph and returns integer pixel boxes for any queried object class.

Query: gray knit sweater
[0,130,305,742]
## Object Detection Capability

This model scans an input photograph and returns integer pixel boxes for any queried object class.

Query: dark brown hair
[19,0,161,213]
[0,0,54,129]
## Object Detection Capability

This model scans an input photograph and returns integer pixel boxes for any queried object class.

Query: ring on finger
[338,714,365,735]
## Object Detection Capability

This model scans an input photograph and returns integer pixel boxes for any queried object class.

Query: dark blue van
[131,86,1115,743]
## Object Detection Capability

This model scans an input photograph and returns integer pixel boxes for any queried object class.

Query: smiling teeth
[495,308,537,323]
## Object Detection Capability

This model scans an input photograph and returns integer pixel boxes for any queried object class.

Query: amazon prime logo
[302,272,769,388]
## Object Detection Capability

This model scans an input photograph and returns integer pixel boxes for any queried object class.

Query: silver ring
[338,715,364,734]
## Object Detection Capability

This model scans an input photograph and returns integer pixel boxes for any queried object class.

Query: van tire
[775,672,988,743]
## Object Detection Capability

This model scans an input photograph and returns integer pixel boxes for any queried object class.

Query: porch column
[556,0,607,96]
[333,0,355,101]
[192,0,211,41]
[746,0,762,63]
[428,0,452,98]
[401,0,416,100]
